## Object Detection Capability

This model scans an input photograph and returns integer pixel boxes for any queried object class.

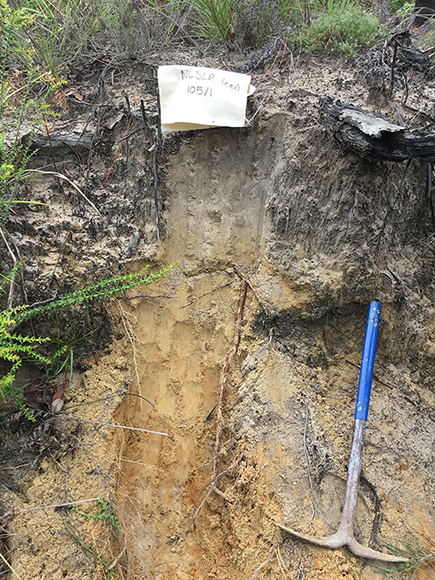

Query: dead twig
[428,162,434,229]
[238,328,273,378]
[389,38,398,98]
[0,228,18,310]
[22,170,103,217]
[0,497,102,525]
[192,469,229,524]
[0,528,32,548]
[117,294,174,301]
[118,126,145,143]
[246,99,265,126]
[106,521,127,571]
[379,158,412,248]
[61,415,176,441]
[42,117,66,199]
[117,302,146,410]
[82,106,106,216]
[297,556,305,580]
[6,234,29,310]
[181,280,234,308]
[0,551,22,580]
[66,392,154,410]
[140,99,159,240]
[192,452,242,527]
[233,265,266,314]
[72,420,82,459]
[275,544,287,577]
[213,486,234,503]
[9,292,59,313]
[251,553,275,580]
[302,394,315,522]
[105,115,135,183]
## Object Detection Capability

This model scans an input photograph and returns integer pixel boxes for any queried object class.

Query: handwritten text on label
[187,86,213,97]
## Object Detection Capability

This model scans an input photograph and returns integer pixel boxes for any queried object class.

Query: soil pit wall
[1,52,435,580]
[114,109,435,579]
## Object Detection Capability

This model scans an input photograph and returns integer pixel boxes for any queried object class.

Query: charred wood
[25,132,94,153]
[320,98,435,163]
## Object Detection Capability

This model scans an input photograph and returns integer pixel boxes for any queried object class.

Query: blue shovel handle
[355,301,381,421]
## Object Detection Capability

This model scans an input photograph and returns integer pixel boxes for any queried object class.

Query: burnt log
[24,132,94,153]
[319,98,435,163]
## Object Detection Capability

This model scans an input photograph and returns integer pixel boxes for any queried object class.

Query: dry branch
[140,99,160,240]
[181,280,234,309]
[82,109,104,216]
[0,498,103,527]
[117,302,146,410]
[238,328,273,378]
[22,170,103,217]
[192,469,229,523]
[61,415,176,441]
[302,395,315,522]
[251,553,275,580]
[66,392,154,410]
[233,265,266,314]
[0,228,18,309]
[0,551,22,580]
[117,294,174,301]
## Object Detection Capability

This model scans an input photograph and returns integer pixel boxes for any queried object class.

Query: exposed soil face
[1,37,435,580]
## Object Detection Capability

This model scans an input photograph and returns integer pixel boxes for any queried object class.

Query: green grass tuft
[363,522,435,579]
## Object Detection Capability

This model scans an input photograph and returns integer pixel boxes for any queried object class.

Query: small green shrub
[389,0,413,14]
[0,263,178,419]
[0,305,52,421]
[13,0,185,68]
[61,497,120,579]
[70,497,121,531]
[0,0,65,227]
[296,6,386,58]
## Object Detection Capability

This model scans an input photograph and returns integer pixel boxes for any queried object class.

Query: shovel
[277,301,409,562]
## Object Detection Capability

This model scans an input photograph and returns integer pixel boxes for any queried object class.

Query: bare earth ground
[1,33,435,580]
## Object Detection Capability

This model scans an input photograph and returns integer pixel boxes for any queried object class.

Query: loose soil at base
[1,35,435,580]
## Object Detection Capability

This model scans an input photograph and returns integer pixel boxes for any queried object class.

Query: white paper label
[158,65,254,133]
